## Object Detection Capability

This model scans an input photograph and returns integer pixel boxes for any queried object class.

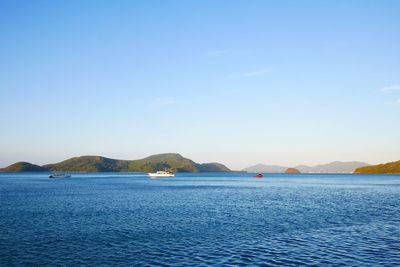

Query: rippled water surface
[1,173,400,266]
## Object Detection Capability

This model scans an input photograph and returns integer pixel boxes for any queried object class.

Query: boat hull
[148,173,175,178]
[49,174,71,178]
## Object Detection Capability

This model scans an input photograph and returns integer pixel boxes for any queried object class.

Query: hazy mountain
[296,161,369,173]
[243,164,287,173]
[244,161,369,173]
[354,160,400,174]
[2,153,231,173]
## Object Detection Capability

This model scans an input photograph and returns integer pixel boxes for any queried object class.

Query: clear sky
[1,0,399,170]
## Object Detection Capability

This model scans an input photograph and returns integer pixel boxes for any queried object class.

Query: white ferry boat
[148,171,175,178]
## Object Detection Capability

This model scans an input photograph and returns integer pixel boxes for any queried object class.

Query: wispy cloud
[206,49,231,57]
[380,85,400,106]
[153,97,177,108]
[380,85,400,92]
[239,68,271,77]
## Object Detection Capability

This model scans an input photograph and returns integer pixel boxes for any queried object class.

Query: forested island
[354,160,400,174]
[0,153,230,173]
[2,154,399,174]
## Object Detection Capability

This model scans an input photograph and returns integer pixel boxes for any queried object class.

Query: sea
[1,172,399,266]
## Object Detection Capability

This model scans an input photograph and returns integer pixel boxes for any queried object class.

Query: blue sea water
[1,172,400,266]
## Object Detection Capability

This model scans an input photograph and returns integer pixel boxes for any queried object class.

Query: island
[244,161,369,173]
[1,162,47,172]
[285,168,301,174]
[0,153,231,173]
[354,160,400,174]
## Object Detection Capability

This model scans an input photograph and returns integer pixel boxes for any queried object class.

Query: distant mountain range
[3,155,399,174]
[243,164,287,173]
[244,161,369,173]
[354,160,400,174]
[0,153,230,173]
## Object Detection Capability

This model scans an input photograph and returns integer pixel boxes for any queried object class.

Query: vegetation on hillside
[3,153,230,173]
[198,163,230,172]
[43,156,130,172]
[354,160,400,174]
[0,162,47,172]
[127,153,200,172]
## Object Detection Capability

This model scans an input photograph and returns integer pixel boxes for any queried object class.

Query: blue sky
[1,0,399,169]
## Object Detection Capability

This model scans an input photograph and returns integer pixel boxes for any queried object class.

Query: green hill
[0,162,47,172]
[43,156,130,172]
[354,160,400,174]
[2,153,231,173]
[198,163,230,172]
[126,153,200,172]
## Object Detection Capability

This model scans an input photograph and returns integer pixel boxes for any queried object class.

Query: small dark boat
[49,173,71,178]
[255,173,263,178]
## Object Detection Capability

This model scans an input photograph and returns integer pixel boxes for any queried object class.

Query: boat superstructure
[148,171,175,178]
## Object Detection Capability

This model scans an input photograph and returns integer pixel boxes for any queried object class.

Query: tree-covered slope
[0,162,47,172]
[43,156,130,172]
[354,160,400,174]
[197,163,230,172]
[127,153,200,172]
[127,154,231,172]
[3,153,231,173]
